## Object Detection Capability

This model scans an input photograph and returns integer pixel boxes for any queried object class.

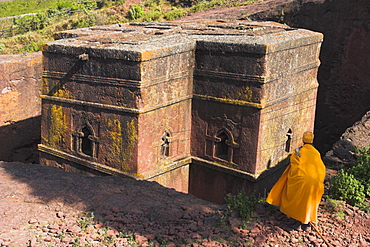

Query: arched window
[285,128,293,152]
[160,131,171,157]
[73,123,98,159]
[207,128,238,164]
[215,131,229,160]
[81,126,93,156]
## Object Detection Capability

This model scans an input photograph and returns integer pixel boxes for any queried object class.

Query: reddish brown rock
[0,52,42,163]
[135,234,148,245]
[111,207,120,213]
[67,224,81,234]
[28,219,38,224]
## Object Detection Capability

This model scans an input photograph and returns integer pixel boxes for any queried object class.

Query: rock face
[248,0,370,154]
[323,111,370,167]
[340,111,370,149]
[0,52,42,163]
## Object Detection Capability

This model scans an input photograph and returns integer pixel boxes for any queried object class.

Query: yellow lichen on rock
[55,87,73,98]
[108,119,123,158]
[48,105,67,147]
[107,118,138,172]
[235,86,253,102]
[122,119,138,170]
[242,86,253,101]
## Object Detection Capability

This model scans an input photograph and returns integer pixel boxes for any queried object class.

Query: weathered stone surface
[39,19,322,203]
[0,52,42,163]
[340,111,370,149]
[323,111,370,167]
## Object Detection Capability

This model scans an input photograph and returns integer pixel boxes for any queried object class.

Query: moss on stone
[48,104,67,147]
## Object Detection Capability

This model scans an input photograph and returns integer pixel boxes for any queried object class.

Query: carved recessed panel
[205,114,240,167]
[72,110,99,160]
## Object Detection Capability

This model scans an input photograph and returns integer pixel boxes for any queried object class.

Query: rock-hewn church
[39,19,322,203]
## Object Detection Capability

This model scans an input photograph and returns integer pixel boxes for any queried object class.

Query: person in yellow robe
[266,131,326,230]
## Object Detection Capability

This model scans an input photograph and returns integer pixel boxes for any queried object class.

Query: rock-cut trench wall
[250,0,370,153]
[0,52,42,163]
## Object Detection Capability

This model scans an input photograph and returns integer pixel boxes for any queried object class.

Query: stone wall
[249,0,370,154]
[0,52,42,162]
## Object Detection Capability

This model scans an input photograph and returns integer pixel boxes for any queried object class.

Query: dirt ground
[0,161,222,247]
[0,161,369,247]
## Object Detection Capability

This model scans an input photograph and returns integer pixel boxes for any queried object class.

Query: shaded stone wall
[250,0,370,154]
[0,52,42,163]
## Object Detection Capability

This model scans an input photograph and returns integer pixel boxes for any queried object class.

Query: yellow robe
[266,144,326,224]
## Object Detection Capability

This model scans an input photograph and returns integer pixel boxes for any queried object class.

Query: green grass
[0,0,79,17]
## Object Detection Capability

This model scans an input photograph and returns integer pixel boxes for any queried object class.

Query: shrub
[329,169,365,206]
[0,42,5,52]
[97,0,126,8]
[189,0,224,13]
[140,10,162,22]
[46,7,59,17]
[71,14,96,29]
[164,7,187,20]
[11,13,50,34]
[225,190,258,222]
[354,145,370,166]
[57,1,75,11]
[34,12,51,30]
[127,5,144,20]
[25,42,41,53]
[75,0,98,11]
[145,0,162,8]
[347,145,370,197]
[235,0,257,6]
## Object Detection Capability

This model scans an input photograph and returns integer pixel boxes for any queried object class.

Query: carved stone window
[285,128,293,152]
[212,129,238,163]
[160,131,171,157]
[215,131,229,160]
[73,123,98,159]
